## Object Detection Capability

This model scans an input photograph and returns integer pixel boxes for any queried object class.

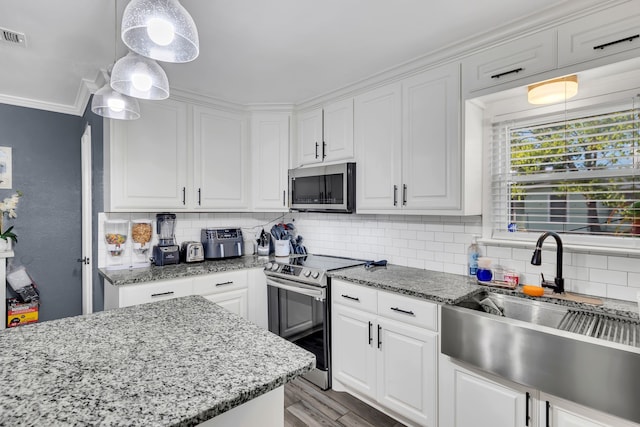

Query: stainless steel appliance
[202,228,244,259]
[152,213,180,266]
[180,241,204,263]
[289,162,355,213]
[264,254,366,389]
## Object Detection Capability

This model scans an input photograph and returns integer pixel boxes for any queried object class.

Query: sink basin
[442,291,640,423]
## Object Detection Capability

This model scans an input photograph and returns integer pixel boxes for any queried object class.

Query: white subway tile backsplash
[590,268,626,286]
[628,273,640,288]
[607,256,640,273]
[434,232,454,243]
[572,253,608,270]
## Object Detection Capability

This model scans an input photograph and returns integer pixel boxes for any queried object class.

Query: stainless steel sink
[442,291,640,424]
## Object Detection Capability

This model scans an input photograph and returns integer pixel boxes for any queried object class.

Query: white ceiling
[0,0,605,115]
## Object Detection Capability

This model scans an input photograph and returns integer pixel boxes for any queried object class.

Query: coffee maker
[152,213,180,266]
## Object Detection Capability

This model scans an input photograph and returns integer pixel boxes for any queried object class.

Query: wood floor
[284,378,407,427]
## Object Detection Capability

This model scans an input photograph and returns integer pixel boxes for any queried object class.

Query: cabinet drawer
[462,29,556,94]
[558,2,640,68]
[377,291,438,331]
[119,278,193,307]
[193,270,248,295]
[332,279,377,313]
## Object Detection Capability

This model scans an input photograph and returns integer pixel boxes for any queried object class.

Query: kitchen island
[0,295,315,426]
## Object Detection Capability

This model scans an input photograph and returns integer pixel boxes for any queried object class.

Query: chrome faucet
[530,231,565,293]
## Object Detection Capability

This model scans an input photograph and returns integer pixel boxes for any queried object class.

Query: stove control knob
[271,263,280,271]
[303,270,311,277]
[311,271,320,279]
[265,262,273,270]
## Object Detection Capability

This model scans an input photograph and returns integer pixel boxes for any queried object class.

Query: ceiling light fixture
[111,51,170,100]
[91,79,141,120]
[121,0,199,63]
[528,75,579,105]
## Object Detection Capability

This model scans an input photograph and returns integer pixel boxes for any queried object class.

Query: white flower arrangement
[0,191,22,243]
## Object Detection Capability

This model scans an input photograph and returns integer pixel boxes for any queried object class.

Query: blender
[152,213,180,266]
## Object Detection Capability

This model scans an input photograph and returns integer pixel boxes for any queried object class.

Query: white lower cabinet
[331,279,438,427]
[193,270,249,319]
[440,355,640,427]
[202,289,248,319]
[105,277,193,309]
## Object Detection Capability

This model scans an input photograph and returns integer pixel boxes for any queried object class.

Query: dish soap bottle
[467,236,480,277]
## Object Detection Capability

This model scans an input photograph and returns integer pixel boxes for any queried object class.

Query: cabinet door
[540,392,640,427]
[108,99,188,211]
[297,108,323,166]
[462,29,556,95]
[193,106,249,210]
[117,277,193,308]
[377,317,437,427]
[247,268,268,329]
[203,288,248,319]
[192,270,248,295]
[558,2,640,68]
[402,63,461,211]
[439,355,535,427]
[332,304,377,400]
[323,98,354,162]
[355,82,402,212]
[251,113,290,211]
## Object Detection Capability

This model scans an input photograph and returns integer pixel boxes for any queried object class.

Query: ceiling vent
[0,28,26,47]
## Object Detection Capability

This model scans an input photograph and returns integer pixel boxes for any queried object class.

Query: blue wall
[0,102,104,321]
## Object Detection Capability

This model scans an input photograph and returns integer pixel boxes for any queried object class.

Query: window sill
[479,237,640,258]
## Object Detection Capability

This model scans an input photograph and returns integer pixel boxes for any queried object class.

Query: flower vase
[0,239,11,252]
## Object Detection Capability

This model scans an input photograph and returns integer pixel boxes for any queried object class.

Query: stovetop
[263,254,367,287]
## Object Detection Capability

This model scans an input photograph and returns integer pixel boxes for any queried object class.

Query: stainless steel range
[263,254,366,389]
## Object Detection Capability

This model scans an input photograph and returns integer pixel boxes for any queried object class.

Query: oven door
[266,277,329,380]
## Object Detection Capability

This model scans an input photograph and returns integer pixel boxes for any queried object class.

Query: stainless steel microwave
[289,163,355,213]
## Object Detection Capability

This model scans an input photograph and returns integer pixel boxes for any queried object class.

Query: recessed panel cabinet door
[355,82,402,211]
[203,289,248,319]
[251,113,289,211]
[402,63,461,211]
[109,99,188,211]
[297,108,323,166]
[540,392,640,427]
[377,318,437,427]
[193,106,249,210]
[323,98,354,162]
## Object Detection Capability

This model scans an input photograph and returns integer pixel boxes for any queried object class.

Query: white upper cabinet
[323,98,355,162]
[557,2,640,68]
[462,29,557,96]
[250,112,290,211]
[297,108,324,166]
[296,98,355,166]
[354,82,403,211]
[192,106,249,211]
[107,98,189,211]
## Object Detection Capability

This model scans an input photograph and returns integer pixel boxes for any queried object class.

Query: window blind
[490,98,640,239]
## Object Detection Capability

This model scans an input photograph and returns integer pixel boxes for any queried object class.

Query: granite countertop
[99,255,270,286]
[0,295,315,427]
[331,264,640,319]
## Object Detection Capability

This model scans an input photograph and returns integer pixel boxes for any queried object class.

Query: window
[490,97,640,245]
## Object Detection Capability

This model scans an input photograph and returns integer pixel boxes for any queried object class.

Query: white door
[323,98,354,162]
[80,124,92,314]
[355,82,402,212]
[193,106,249,210]
[402,63,461,211]
[297,108,323,166]
[332,304,377,399]
[377,317,438,427]
[204,289,248,319]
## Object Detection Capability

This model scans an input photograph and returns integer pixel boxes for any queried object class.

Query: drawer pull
[341,294,360,302]
[390,306,415,316]
[593,34,639,50]
[490,67,523,79]
[151,291,174,297]
[215,281,234,287]
[525,392,530,426]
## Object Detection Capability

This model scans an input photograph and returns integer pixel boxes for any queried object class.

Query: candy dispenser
[104,220,129,270]
[131,219,153,267]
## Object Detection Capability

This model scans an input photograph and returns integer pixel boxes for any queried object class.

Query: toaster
[180,241,205,263]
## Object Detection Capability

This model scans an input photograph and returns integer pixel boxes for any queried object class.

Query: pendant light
[528,75,579,105]
[121,0,199,63]
[91,80,141,120]
[111,51,170,100]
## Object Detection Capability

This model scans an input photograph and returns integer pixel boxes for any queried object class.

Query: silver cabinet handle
[151,291,174,298]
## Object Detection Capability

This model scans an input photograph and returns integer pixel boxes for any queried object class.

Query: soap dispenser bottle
[467,236,481,277]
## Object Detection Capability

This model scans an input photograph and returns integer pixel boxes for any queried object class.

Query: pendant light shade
[528,75,579,105]
[121,0,199,63]
[111,51,170,100]
[91,83,141,120]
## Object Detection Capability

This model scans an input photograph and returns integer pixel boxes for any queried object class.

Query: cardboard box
[7,298,39,327]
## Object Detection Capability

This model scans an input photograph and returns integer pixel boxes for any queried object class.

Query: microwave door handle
[265,277,325,300]
[236,241,242,256]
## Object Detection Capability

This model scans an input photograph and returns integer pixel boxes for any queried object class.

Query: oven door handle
[265,277,326,301]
